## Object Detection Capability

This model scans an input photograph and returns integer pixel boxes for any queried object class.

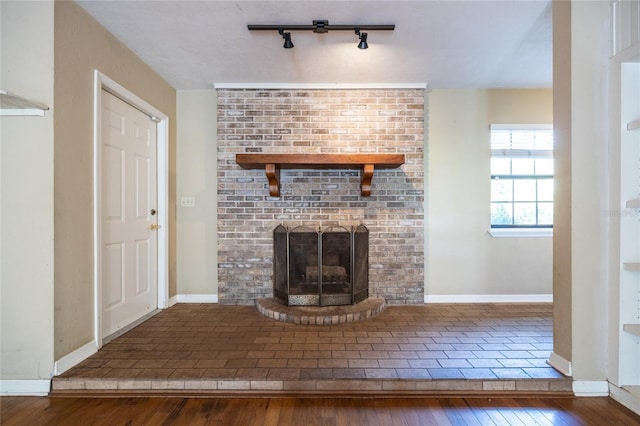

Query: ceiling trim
[213,83,428,90]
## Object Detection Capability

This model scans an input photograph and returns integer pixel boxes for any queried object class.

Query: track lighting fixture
[355,28,368,49]
[279,28,294,49]
[248,20,394,49]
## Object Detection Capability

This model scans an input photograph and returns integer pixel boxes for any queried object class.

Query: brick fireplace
[217,88,425,305]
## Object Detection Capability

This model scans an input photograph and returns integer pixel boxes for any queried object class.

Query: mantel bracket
[361,164,375,197]
[265,164,281,196]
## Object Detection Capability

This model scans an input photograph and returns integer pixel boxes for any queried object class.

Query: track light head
[283,33,294,49]
[279,28,294,48]
[355,28,368,49]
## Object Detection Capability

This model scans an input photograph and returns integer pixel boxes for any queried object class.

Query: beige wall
[176,90,218,296]
[53,1,176,359]
[1,0,55,381]
[179,88,553,301]
[552,0,573,367]
[427,89,553,298]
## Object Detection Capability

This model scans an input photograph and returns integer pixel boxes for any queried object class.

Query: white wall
[608,1,640,395]
[552,0,624,392]
[176,90,218,297]
[427,89,553,300]
[0,1,55,388]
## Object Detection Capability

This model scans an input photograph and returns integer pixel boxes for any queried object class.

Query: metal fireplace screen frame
[273,224,369,306]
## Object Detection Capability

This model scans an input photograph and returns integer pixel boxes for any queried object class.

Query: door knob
[149,224,161,231]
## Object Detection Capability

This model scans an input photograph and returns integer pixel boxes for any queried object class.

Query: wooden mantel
[236,153,405,197]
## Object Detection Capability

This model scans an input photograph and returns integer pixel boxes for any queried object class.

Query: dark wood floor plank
[464,398,513,426]
[272,397,296,425]
[396,398,453,425]
[206,398,235,423]
[333,398,351,425]
[581,396,640,425]
[122,397,183,425]
[194,398,224,424]
[588,395,640,425]
[164,398,207,426]
[51,397,119,425]
[127,397,181,425]
[0,397,44,425]
[535,397,588,426]
[464,398,514,426]
[442,397,484,425]
[361,399,387,426]
[371,399,399,426]
[379,400,424,426]
[512,397,558,426]
[191,398,220,425]
[225,398,270,426]
[27,397,80,425]
[572,397,624,425]
[542,396,625,425]
[292,397,326,426]
[3,397,65,426]
[489,397,541,426]
[80,398,129,424]
[261,398,284,426]
[419,398,461,426]
[318,397,340,426]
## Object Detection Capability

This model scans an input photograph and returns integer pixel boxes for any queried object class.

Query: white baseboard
[0,380,50,396]
[424,294,553,303]
[175,294,218,303]
[547,351,572,377]
[573,380,609,397]
[53,341,98,376]
[610,384,640,416]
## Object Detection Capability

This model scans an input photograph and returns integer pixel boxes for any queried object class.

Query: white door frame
[93,70,169,348]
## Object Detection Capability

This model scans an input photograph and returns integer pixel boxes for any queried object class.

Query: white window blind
[490,124,554,158]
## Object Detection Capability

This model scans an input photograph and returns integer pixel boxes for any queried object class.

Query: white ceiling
[76,0,553,90]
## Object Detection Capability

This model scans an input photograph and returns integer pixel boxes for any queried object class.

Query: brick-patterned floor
[53,303,570,395]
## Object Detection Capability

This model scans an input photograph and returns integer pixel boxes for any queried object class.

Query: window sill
[488,228,553,238]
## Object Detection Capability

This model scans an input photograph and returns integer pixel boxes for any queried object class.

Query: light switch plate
[181,196,196,207]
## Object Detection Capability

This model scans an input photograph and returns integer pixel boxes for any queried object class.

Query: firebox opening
[273,224,369,306]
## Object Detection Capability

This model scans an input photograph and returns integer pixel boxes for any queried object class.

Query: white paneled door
[101,90,158,338]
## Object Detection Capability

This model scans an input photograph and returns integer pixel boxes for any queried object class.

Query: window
[490,125,553,230]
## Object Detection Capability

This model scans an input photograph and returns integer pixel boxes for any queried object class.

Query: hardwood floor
[2,396,639,425]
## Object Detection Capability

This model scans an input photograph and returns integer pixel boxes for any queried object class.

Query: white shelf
[626,199,640,209]
[0,90,49,116]
[627,118,640,131]
[623,324,640,336]
[623,263,640,272]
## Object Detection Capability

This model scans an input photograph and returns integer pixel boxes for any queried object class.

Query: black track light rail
[247,20,395,33]
[248,20,393,49]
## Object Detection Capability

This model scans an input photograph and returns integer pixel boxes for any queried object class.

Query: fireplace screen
[273,224,369,306]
